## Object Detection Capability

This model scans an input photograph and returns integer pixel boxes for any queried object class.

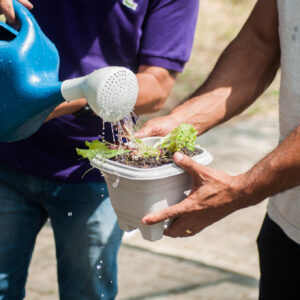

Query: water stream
[99,112,141,189]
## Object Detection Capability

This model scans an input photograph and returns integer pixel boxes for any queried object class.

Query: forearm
[234,125,300,208]
[134,66,176,115]
[170,0,280,134]
[45,65,176,122]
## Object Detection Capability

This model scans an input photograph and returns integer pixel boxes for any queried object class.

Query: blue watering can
[0,0,138,142]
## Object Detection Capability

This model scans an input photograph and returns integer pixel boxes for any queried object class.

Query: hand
[141,152,245,238]
[44,98,88,122]
[0,0,33,25]
[135,115,182,138]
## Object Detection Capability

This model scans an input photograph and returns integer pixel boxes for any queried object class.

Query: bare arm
[142,123,300,237]
[134,65,177,115]
[237,126,300,206]
[45,65,176,121]
[141,0,296,238]
[137,0,280,137]
[1,1,176,120]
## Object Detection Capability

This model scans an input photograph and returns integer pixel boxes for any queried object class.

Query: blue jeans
[0,162,123,300]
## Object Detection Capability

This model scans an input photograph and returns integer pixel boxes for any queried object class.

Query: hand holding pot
[135,115,182,139]
[142,152,243,238]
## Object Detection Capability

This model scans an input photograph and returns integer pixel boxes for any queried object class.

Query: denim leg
[0,164,48,300]
[44,181,123,300]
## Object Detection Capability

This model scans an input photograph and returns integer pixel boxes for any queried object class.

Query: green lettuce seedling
[76,123,198,161]
[154,123,197,152]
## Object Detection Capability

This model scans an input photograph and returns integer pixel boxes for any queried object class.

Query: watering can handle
[0,0,43,51]
[0,20,18,37]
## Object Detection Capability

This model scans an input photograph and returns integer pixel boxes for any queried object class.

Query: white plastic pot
[91,137,213,242]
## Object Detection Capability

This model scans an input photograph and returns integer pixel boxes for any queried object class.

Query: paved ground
[25,114,279,300]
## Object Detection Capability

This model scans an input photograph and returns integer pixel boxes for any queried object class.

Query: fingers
[135,120,159,139]
[19,0,33,9]
[164,217,199,238]
[0,0,33,25]
[135,115,179,139]
[141,200,192,225]
[0,0,15,24]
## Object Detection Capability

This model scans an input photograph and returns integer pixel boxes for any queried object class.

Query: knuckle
[166,210,175,219]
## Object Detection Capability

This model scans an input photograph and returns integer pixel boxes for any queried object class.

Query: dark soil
[111,148,203,168]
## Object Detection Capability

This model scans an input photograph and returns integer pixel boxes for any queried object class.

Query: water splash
[100,111,140,150]
[112,177,120,188]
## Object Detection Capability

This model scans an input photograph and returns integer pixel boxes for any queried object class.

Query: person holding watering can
[0,0,199,299]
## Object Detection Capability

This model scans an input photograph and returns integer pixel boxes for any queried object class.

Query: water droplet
[96,265,102,270]
[67,212,73,217]
[112,177,120,188]
[101,294,104,298]
[100,260,103,264]
[110,280,113,284]
[101,188,104,191]
[98,275,102,278]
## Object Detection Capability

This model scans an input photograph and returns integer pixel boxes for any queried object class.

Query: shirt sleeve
[139,0,199,72]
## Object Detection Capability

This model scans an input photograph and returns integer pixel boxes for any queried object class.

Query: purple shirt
[0,0,199,182]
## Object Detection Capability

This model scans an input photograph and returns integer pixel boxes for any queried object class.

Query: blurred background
[5,0,280,299]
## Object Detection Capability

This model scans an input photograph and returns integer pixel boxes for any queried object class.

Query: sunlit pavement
[25,114,278,300]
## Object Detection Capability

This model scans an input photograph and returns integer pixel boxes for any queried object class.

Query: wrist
[231,172,264,209]
[170,90,230,135]
[169,109,185,125]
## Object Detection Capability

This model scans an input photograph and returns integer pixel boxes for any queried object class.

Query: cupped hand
[135,115,182,139]
[141,152,244,238]
[0,0,33,25]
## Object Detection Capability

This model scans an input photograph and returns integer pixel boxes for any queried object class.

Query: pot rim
[91,142,213,180]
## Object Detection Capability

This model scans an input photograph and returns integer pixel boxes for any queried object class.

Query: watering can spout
[61,67,138,123]
[0,1,138,142]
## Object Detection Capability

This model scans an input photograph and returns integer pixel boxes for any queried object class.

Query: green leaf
[76,140,130,160]
[76,124,198,162]
[154,123,198,152]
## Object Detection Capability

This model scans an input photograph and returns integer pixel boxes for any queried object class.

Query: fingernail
[141,216,149,225]
[174,152,184,162]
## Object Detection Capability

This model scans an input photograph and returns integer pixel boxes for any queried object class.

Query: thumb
[173,152,203,180]
[141,200,190,225]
